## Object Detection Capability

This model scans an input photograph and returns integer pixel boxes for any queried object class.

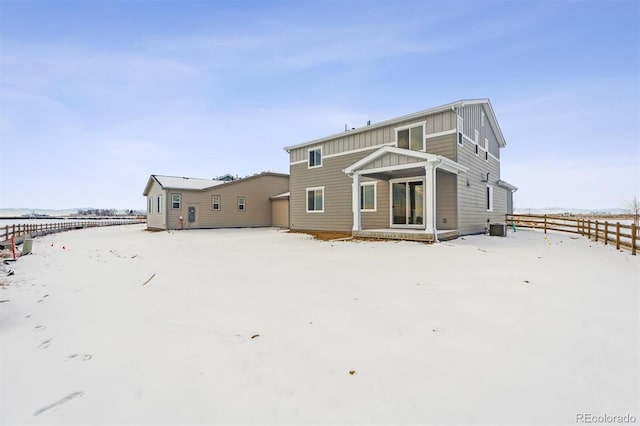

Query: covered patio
[344,146,467,242]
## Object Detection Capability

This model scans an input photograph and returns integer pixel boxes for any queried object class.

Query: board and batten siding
[458,104,500,158]
[289,110,457,163]
[165,175,289,230]
[146,179,167,230]
[456,134,506,234]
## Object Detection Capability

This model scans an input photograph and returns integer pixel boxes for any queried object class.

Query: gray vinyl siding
[426,134,456,160]
[289,110,457,163]
[361,179,389,229]
[146,180,166,230]
[456,134,506,234]
[436,171,458,230]
[165,175,289,230]
[290,151,373,232]
[458,104,500,159]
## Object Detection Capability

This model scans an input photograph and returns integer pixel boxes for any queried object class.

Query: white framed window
[156,195,161,214]
[457,115,464,146]
[237,197,246,212]
[212,195,221,211]
[360,182,377,212]
[308,147,322,168]
[486,186,494,212]
[306,187,324,213]
[395,121,425,151]
[171,193,181,210]
[481,111,485,127]
[148,198,152,214]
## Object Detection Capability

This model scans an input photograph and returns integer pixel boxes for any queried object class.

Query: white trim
[489,152,500,162]
[426,128,457,139]
[483,137,488,150]
[306,186,325,213]
[457,115,464,147]
[237,196,246,212]
[211,195,221,211]
[323,143,393,160]
[307,146,323,169]
[388,178,426,229]
[291,143,393,165]
[360,181,377,212]
[344,146,468,176]
[481,111,485,127]
[395,121,426,151]
[171,193,182,210]
[486,185,494,212]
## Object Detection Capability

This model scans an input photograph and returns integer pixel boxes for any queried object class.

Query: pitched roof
[283,99,506,152]
[143,172,289,196]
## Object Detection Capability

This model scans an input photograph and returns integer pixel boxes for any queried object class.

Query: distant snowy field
[1,225,638,425]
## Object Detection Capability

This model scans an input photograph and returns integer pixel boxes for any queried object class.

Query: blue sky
[0,0,638,210]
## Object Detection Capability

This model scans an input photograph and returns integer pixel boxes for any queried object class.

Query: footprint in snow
[34,325,46,331]
[39,339,52,349]
[68,353,93,361]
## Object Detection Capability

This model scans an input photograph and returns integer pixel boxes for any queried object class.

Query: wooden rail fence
[506,214,638,255]
[1,220,146,248]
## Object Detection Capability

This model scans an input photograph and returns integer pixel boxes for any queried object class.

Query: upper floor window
[308,147,322,168]
[171,193,181,209]
[457,115,464,146]
[237,197,246,212]
[396,122,424,151]
[360,182,376,212]
[306,187,324,213]
[212,195,221,211]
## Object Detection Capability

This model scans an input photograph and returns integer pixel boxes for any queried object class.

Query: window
[396,123,424,151]
[487,186,494,212]
[485,151,489,161]
[360,182,376,211]
[306,187,324,212]
[148,198,152,214]
[457,115,464,146]
[475,144,479,156]
[237,197,246,212]
[212,195,221,211]
[171,193,181,210]
[157,195,161,214]
[308,147,322,168]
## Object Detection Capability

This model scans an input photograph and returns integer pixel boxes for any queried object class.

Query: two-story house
[284,99,517,241]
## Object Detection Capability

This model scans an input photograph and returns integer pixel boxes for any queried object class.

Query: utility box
[489,223,507,237]
[22,238,33,255]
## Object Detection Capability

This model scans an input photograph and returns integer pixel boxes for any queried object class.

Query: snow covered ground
[1,224,638,425]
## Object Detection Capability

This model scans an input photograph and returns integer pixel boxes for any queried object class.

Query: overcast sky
[0,0,638,210]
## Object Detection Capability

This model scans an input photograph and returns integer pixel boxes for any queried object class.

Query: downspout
[432,159,443,243]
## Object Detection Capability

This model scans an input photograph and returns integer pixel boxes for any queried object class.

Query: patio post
[352,173,361,231]
[425,164,436,235]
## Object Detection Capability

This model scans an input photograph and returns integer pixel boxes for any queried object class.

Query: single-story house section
[142,172,290,230]
[284,99,517,241]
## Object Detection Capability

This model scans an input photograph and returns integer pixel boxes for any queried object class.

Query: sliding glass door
[391,180,424,227]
